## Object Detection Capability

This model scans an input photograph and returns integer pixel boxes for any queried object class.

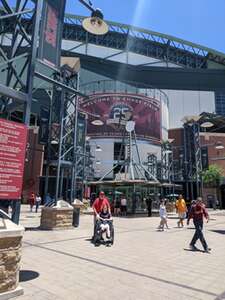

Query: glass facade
[215,91,225,116]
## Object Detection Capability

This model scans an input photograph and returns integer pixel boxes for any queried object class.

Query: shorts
[178,212,186,219]
[121,205,127,212]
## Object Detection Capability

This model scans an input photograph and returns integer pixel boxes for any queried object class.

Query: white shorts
[100,223,110,232]
[178,212,186,219]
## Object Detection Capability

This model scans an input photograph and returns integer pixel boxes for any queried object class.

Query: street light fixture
[200,121,214,128]
[95,145,102,152]
[51,140,59,145]
[215,141,224,150]
[91,119,104,126]
[165,150,172,154]
[79,0,109,35]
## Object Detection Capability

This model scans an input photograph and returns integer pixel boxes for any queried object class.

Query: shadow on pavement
[210,229,225,235]
[25,227,40,231]
[183,248,204,253]
[19,270,40,282]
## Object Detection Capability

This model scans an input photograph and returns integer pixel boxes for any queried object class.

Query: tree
[201,165,223,187]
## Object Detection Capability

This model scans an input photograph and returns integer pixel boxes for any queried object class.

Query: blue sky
[66,0,225,53]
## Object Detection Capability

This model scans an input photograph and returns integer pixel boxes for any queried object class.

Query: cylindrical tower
[79,80,169,179]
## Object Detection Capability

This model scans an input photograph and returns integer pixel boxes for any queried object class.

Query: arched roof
[63,14,225,70]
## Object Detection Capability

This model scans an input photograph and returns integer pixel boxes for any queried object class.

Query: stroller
[93,218,114,246]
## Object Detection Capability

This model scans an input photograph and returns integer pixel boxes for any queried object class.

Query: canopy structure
[88,179,160,186]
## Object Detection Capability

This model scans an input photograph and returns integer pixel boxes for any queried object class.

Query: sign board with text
[79,93,161,143]
[0,119,27,200]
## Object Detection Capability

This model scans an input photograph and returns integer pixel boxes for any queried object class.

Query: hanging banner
[0,119,27,200]
[39,0,66,67]
[76,112,86,150]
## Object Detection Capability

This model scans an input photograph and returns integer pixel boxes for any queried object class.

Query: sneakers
[189,244,198,251]
[204,248,211,253]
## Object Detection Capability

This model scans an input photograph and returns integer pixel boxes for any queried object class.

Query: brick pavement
[14,206,225,300]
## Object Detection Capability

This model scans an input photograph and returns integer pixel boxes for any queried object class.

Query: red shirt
[188,204,208,221]
[92,197,110,214]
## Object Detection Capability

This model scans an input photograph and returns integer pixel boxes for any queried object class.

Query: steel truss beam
[44,65,79,203]
[145,153,157,180]
[183,122,202,199]
[2,12,225,70]
[161,142,173,182]
[0,0,39,121]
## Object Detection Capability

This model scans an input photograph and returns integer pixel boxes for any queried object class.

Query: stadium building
[1,12,225,197]
[59,14,225,180]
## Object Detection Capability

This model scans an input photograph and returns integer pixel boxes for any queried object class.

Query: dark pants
[147,206,152,217]
[35,202,40,213]
[190,219,208,250]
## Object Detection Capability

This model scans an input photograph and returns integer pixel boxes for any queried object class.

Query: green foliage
[201,165,223,186]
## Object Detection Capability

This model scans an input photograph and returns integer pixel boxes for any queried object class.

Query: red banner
[0,119,27,200]
[39,0,66,67]
[79,93,161,142]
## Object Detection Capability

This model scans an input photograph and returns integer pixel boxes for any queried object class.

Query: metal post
[183,124,189,200]
[55,87,65,203]
[24,0,43,125]
[71,76,80,202]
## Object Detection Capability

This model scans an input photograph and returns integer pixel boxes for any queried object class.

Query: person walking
[187,197,211,253]
[35,194,42,213]
[145,197,152,217]
[158,199,169,231]
[90,193,96,207]
[29,192,36,212]
[176,194,187,227]
[114,197,121,216]
[120,195,127,216]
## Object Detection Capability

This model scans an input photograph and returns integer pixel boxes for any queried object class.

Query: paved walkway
[15,206,225,300]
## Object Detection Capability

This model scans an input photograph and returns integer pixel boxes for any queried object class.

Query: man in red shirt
[187,197,211,253]
[92,191,111,240]
[92,191,111,218]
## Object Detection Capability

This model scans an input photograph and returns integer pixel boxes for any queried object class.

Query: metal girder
[183,122,203,199]
[73,54,225,91]
[34,71,86,97]
[161,142,173,182]
[3,12,225,70]
[45,65,80,202]
[0,83,28,102]
[0,0,38,118]
[63,14,225,69]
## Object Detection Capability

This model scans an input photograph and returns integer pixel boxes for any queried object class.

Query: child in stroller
[93,205,114,246]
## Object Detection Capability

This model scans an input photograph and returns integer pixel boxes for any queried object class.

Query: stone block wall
[40,208,73,230]
[0,236,22,294]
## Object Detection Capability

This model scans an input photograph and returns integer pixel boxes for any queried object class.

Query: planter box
[40,201,73,230]
[0,217,24,299]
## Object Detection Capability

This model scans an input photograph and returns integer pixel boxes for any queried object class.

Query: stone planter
[40,200,73,230]
[0,216,24,300]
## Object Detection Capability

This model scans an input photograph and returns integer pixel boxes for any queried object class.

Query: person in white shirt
[120,195,127,216]
[35,194,42,213]
[158,199,169,231]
